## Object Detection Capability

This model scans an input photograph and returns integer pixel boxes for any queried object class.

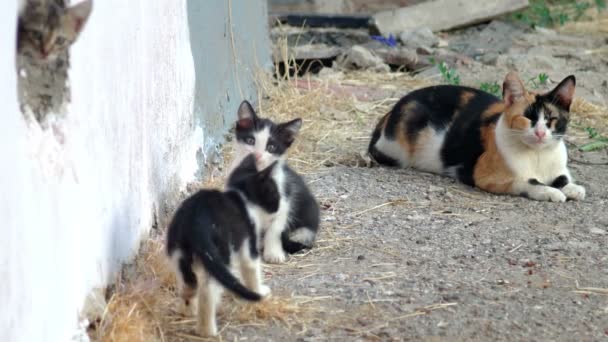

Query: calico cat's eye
[245,137,255,145]
[267,144,276,153]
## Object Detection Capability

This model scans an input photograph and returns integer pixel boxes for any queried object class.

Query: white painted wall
[0,1,269,341]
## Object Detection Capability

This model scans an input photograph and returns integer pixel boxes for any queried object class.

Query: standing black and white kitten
[166,155,278,336]
[228,100,320,263]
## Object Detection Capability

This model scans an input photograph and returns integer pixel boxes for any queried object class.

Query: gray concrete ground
[215,19,608,341]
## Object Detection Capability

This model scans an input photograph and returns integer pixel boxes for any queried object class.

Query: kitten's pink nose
[535,130,546,139]
[254,153,262,160]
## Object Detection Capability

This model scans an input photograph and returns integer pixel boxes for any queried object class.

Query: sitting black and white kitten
[227,100,320,264]
[166,154,278,336]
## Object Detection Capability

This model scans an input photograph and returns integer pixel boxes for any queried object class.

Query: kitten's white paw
[561,183,586,201]
[197,324,217,337]
[534,187,567,202]
[258,285,271,298]
[263,248,287,264]
[179,298,196,316]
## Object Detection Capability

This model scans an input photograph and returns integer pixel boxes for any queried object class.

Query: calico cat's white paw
[263,247,287,264]
[533,187,567,202]
[561,183,586,201]
[258,285,271,297]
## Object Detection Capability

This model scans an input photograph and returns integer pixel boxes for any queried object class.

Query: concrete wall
[0,1,270,341]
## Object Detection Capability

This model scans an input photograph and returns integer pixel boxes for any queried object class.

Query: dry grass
[559,11,608,35]
[248,70,432,174]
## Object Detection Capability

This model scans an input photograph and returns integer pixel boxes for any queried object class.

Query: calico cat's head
[17,0,93,61]
[501,71,575,149]
[234,100,302,170]
[228,154,280,214]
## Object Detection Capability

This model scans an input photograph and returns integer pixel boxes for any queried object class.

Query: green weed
[437,62,460,85]
[527,73,550,89]
[512,0,606,27]
[580,127,608,151]
[479,81,502,97]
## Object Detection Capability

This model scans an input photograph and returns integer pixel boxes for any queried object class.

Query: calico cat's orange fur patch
[459,91,476,107]
[473,125,514,193]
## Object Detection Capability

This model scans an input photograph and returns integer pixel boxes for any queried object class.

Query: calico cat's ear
[549,75,576,111]
[502,71,527,106]
[65,0,93,36]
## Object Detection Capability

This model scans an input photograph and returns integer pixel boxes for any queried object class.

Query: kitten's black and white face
[17,0,92,61]
[234,100,302,170]
[503,74,575,149]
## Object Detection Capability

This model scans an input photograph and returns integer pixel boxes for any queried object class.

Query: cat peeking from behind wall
[166,154,278,337]
[368,71,585,202]
[16,0,93,124]
[17,0,93,61]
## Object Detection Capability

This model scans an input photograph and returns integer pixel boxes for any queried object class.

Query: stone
[399,27,440,50]
[371,0,529,35]
[335,45,390,72]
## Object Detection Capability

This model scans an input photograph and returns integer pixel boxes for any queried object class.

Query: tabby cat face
[502,72,575,149]
[17,0,92,61]
[234,100,302,170]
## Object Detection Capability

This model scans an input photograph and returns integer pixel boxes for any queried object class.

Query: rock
[590,227,607,235]
[272,43,343,63]
[399,27,439,50]
[335,45,390,72]
[461,21,521,60]
[495,54,559,71]
[371,0,529,35]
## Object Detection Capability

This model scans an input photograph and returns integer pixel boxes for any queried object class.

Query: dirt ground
[93,16,608,342]
[207,20,608,341]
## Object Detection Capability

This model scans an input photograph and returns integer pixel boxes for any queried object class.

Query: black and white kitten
[166,154,278,336]
[227,100,320,264]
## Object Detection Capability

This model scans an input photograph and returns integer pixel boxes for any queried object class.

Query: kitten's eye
[245,137,255,145]
[55,37,66,45]
[29,31,43,42]
[267,144,276,153]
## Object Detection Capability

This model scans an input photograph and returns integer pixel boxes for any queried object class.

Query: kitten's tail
[194,237,262,301]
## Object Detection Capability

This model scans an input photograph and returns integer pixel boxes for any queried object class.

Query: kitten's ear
[258,161,278,179]
[502,71,527,106]
[237,153,257,170]
[549,75,576,110]
[278,118,302,146]
[65,0,93,35]
[237,100,257,121]
[279,118,302,135]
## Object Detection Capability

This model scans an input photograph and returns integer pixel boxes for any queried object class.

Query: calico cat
[166,155,278,336]
[368,71,585,202]
[228,100,320,263]
[16,0,92,122]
